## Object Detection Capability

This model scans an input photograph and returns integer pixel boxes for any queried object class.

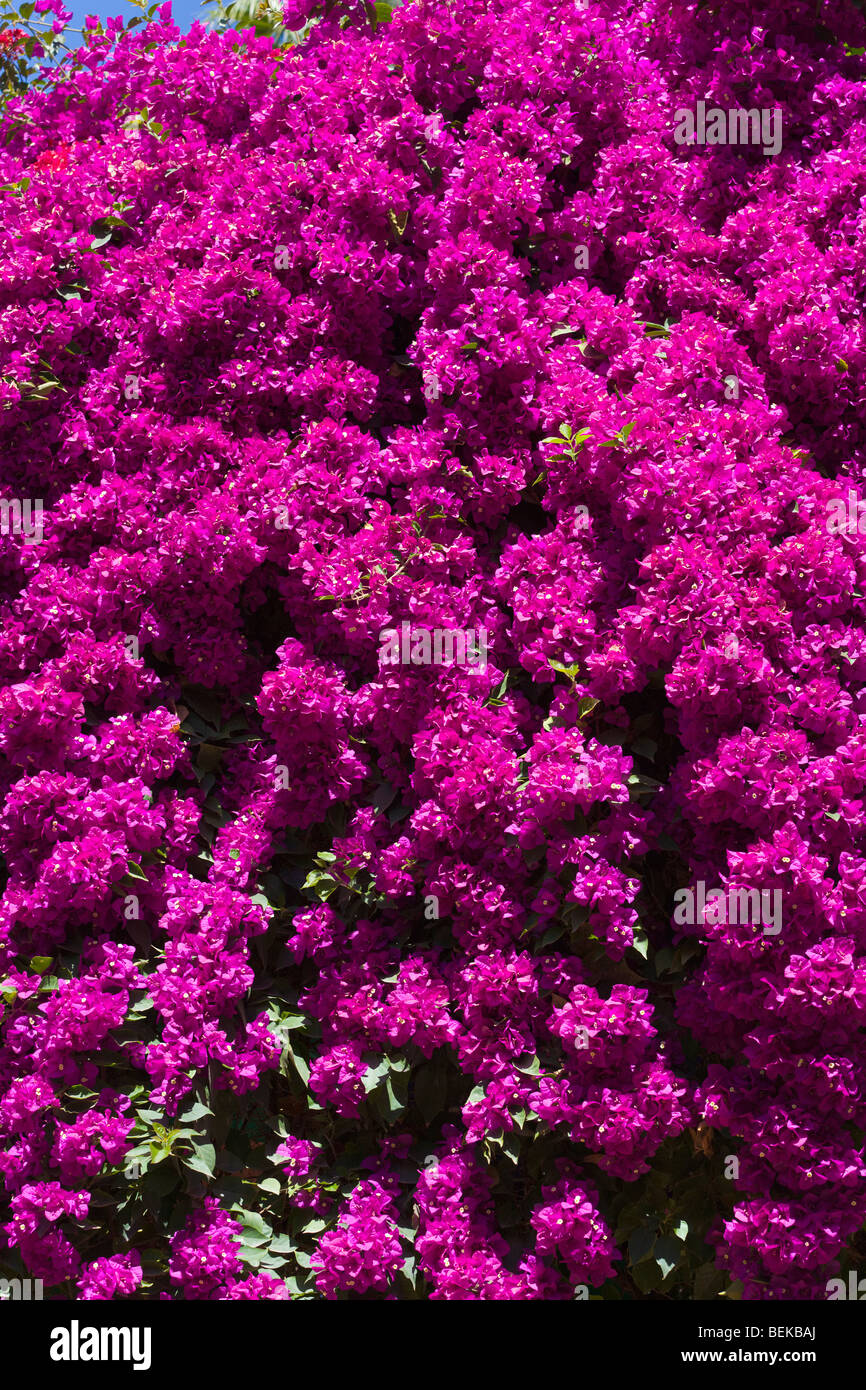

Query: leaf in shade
[413,1060,448,1122]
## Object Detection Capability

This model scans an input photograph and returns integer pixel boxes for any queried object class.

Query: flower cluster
[0,0,863,1300]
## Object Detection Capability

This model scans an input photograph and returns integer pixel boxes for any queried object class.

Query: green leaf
[414,1060,448,1123]
[234,1208,271,1238]
[628,1226,656,1266]
[640,321,671,339]
[538,922,565,947]
[500,1131,521,1164]
[301,868,337,899]
[655,947,675,976]
[631,1256,665,1294]
[29,956,52,975]
[236,1245,270,1266]
[514,1052,541,1076]
[373,1073,409,1121]
[237,1228,269,1249]
[185,1143,216,1178]
[144,1163,179,1197]
[177,1099,213,1122]
[271,1010,307,1032]
[362,1057,390,1094]
[693,1261,726,1300]
[91,214,132,230]
[287,1049,310,1086]
[548,658,580,682]
[654,1236,682,1282]
[721,1278,744,1300]
[491,671,510,700]
[373,781,397,814]
[123,1143,152,1165]
[300,1216,328,1235]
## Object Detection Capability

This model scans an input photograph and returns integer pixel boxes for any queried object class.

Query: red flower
[32,143,71,173]
[0,27,27,55]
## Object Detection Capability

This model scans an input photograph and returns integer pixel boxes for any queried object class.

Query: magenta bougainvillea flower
[0,0,863,1301]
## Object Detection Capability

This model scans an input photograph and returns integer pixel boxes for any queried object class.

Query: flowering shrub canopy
[0,0,865,1300]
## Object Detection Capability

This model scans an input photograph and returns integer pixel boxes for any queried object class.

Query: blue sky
[63,0,210,35]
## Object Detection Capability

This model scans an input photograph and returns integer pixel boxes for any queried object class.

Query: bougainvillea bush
[0,0,865,1301]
